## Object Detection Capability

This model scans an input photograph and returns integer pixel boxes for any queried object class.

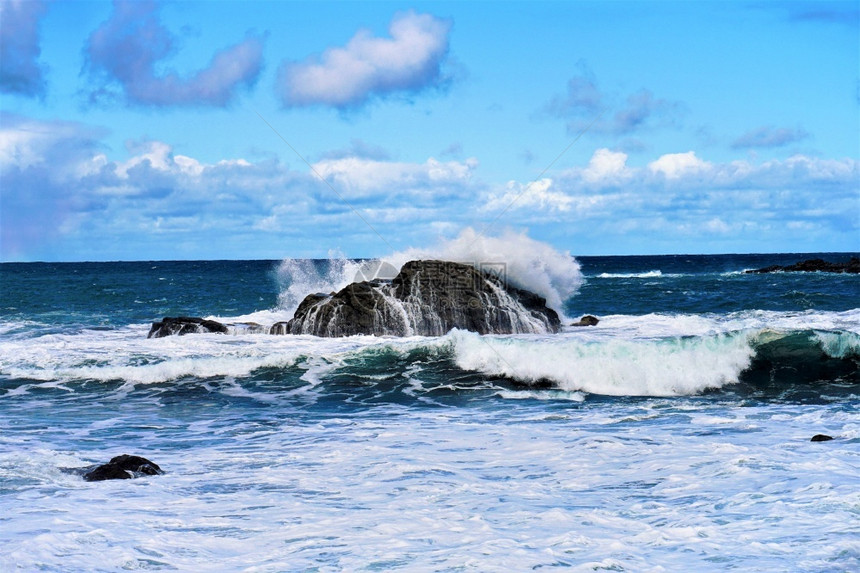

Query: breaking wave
[1,318,856,400]
[448,328,859,397]
[274,228,583,318]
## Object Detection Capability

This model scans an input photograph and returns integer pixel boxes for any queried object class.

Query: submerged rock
[747,257,860,274]
[571,315,600,327]
[82,455,164,481]
[147,316,228,338]
[284,260,561,337]
[810,434,834,442]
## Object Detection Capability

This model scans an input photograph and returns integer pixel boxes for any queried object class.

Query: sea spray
[275,228,583,319]
[275,251,363,315]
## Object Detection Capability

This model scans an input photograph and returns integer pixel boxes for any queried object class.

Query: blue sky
[1,0,857,261]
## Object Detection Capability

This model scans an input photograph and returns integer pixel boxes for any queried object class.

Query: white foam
[596,270,665,278]
[0,326,432,386]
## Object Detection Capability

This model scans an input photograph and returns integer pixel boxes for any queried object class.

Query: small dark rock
[571,315,600,327]
[82,455,164,481]
[810,434,834,442]
[148,316,228,338]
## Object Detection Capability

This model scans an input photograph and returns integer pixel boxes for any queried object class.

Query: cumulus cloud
[0,113,296,259]
[731,125,810,149]
[544,68,684,136]
[84,0,264,107]
[0,114,483,260]
[581,148,631,184]
[311,155,476,200]
[480,147,857,252]
[3,112,857,260]
[0,0,48,97]
[648,151,711,179]
[484,179,576,213]
[277,11,452,109]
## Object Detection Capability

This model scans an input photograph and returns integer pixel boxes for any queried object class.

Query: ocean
[1,252,858,572]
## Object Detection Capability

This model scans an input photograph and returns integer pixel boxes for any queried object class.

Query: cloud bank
[2,114,856,260]
[277,11,452,109]
[0,0,48,97]
[484,147,857,252]
[84,0,264,107]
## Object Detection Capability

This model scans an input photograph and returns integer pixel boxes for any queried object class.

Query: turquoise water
[1,254,858,571]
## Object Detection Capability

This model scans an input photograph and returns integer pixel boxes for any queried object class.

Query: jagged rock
[747,257,860,274]
[269,321,290,335]
[283,260,561,337]
[571,315,600,327]
[82,455,164,481]
[810,434,834,442]
[147,316,228,338]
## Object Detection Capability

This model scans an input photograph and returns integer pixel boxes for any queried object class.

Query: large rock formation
[282,260,561,337]
[747,257,860,274]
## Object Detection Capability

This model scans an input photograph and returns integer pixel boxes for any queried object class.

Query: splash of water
[275,228,583,318]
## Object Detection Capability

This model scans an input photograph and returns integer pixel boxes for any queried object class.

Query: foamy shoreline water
[1,398,857,572]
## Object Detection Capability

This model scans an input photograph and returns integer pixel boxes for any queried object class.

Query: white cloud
[482,149,857,254]
[277,11,452,108]
[173,155,204,176]
[311,156,477,197]
[485,179,573,212]
[581,148,631,184]
[648,151,711,179]
[116,140,173,176]
[3,112,857,260]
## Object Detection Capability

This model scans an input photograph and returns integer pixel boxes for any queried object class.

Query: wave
[274,228,583,319]
[449,329,755,396]
[1,314,857,400]
[595,270,666,279]
[448,328,858,397]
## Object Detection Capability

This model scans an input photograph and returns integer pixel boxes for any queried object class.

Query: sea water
[1,252,858,571]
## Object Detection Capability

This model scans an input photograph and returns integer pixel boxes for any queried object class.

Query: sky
[0,0,858,262]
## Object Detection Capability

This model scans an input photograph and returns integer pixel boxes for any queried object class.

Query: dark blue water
[570,252,859,315]
[3,253,857,326]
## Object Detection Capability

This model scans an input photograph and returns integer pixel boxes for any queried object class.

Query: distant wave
[595,270,667,279]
